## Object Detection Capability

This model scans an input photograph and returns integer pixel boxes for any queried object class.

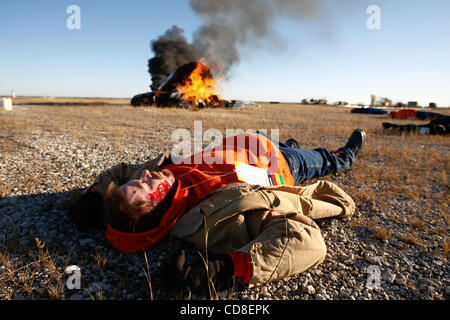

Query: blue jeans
[257,132,356,185]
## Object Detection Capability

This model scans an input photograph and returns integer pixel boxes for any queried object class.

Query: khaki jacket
[171,180,354,287]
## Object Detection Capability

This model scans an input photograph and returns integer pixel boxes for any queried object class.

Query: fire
[177,61,222,106]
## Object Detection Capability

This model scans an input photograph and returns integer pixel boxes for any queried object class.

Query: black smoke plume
[147,26,202,91]
[148,0,347,90]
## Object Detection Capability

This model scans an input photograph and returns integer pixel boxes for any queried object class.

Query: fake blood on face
[148,180,172,204]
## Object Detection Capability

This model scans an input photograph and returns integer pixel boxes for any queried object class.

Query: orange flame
[177,62,222,106]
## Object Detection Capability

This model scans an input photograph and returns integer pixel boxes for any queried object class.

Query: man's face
[119,169,175,206]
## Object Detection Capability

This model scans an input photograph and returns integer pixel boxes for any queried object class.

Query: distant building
[377,97,392,107]
[429,102,437,108]
[11,90,16,98]
[395,102,406,108]
[408,101,418,108]
[370,95,376,107]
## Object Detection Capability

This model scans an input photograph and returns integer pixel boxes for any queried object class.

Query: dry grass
[1,98,449,299]
[398,229,426,248]
[11,96,130,106]
[372,226,392,241]
[442,239,449,256]
[143,250,154,300]
[93,250,108,269]
[0,238,66,300]
[406,282,417,293]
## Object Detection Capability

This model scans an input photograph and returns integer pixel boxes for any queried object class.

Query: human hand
[160,249,234,297]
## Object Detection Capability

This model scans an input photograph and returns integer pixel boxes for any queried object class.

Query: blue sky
[1,0,449,106]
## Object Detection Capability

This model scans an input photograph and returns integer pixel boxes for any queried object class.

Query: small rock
[89,282,109,294]
[35,288,47,296]
[48,230,57,239]
[79,238,94,247]
[445,287,450,297]
[339,292,351,299]
[382,272,396,283]
[314,269,322,276]
[394,274,406,286]
[19,239,30,247]
[418,284,428,293]
[432,260,443,267]
[316,287,326,295]
[314,294,326,300]
[417,260,429,268]
[253,293,260,299]
[304,285,316,295]
[365,255,381,265]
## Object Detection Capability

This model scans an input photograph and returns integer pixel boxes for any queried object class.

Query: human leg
[280,129,366,185]
[255,129,365,185]
[279,146,355,185]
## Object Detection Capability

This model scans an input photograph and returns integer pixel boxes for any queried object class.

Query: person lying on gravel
[382,116,449,136]
[69,129,366,296]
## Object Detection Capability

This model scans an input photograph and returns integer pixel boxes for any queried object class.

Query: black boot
[285,138,301,149]
[344,129,366,157]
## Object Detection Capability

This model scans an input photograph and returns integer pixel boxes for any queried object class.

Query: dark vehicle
[130,61,212,107]
[130,92,155,106]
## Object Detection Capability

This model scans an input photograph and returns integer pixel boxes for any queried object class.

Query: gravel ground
[0,106,448,301]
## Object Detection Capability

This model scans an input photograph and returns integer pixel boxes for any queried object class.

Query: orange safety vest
[105,133,294,253]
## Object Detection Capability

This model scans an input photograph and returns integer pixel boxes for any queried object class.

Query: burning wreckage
[131,61,258,109]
